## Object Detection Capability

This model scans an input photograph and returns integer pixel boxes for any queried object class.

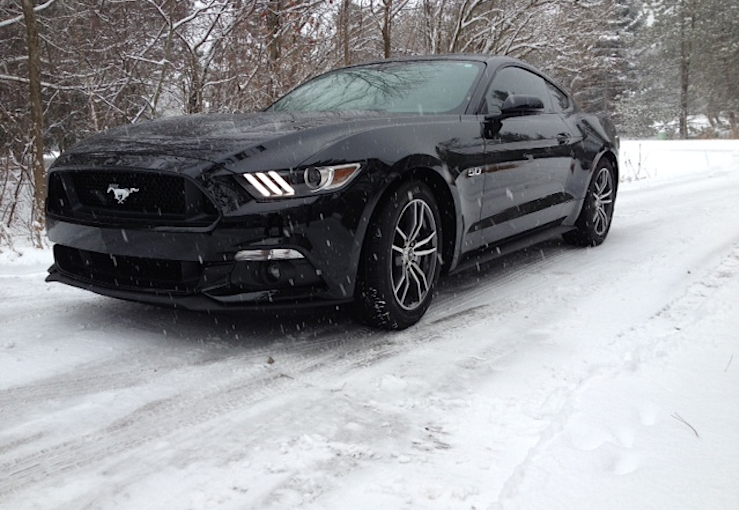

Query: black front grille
[48,169,219,227]
[54,245,202,292]
[72,171,186,215]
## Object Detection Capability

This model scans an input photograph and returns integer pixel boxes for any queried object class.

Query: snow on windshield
[269,61,483,115]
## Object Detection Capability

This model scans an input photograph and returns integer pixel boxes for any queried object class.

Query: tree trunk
[678,0,694,139]
[21,0,46,244]
[266,0,282,101]
[730,111,739,139]
[382,0,392,58]
[339,0,351,66]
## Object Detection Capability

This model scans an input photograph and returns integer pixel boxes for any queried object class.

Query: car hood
[54,111,404,173]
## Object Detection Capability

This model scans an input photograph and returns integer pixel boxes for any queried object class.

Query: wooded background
[1,0,738,246]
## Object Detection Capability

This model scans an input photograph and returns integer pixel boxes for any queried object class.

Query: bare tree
[20,0,46,243]
[1,0,61,247]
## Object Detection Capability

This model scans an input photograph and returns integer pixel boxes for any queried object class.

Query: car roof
[335,54,544,80]
[344,53,520,67]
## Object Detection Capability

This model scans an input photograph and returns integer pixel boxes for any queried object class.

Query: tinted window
[547,81,571,112]
[269,61,484,115]
[482,66,553,114]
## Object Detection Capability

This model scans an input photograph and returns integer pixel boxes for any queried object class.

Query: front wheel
[564,160,616,247]
[354,181,441,330]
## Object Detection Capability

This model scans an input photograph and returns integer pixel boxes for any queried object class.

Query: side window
[546,81,571,112]
[482,67,553,114]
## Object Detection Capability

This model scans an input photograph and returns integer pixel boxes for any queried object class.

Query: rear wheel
[564,160,616,247]
[354,181,441,330]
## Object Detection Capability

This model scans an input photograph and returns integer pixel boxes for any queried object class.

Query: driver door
[476,66,578,246]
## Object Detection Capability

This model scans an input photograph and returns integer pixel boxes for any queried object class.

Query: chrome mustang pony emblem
[107,184,139,204]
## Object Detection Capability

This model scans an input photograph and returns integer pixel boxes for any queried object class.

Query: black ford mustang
[46,55,618,329]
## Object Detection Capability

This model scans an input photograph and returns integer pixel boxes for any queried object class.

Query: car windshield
[268,60,484,115]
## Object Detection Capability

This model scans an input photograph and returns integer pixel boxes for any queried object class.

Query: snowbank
[620,139,739,181]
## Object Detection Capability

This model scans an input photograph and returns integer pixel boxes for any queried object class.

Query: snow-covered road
[2,141,738,509]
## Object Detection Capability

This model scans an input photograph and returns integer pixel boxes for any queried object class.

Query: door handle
[556,133,571,145]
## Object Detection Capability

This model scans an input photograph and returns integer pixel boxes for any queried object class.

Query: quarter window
[547,81,571,112]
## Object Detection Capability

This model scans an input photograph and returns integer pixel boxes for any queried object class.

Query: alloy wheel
[391,198,438,311]
[591,167,614,236]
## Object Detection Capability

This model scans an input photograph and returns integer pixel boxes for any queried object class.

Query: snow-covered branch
[0,0,58,29]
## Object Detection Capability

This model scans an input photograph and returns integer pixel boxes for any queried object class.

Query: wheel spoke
[414,230,436,250]
[393,264,406,292]
[409,262,430,295]
[594,207,608,233]
[408,201,424,243]
[395,225,408,243]
[413,247,437,257]
[595,192,613,203]
[394,269,409,302]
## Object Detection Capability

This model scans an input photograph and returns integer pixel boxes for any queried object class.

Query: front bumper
[46,259,351,311]
[45,192,371,310]
[45,227,352,311]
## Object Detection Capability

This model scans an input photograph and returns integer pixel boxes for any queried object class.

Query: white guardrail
[619,139,739,182]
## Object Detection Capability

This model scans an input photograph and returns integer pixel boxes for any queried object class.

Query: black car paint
[46,55,618,315]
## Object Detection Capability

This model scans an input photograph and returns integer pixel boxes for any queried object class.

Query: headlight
[242,163,361,199]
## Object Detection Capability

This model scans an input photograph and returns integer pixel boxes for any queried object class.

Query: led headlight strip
[243,171,295,197]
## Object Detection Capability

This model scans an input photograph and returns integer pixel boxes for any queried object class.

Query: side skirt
[450,221,573,275]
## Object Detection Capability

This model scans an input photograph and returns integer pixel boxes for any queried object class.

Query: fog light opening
[234,248,305,262]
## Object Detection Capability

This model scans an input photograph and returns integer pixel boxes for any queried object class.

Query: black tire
[354,181,441,330]
[564,159,616,247]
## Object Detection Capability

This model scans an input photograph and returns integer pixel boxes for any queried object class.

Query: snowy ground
[1,140,738,510]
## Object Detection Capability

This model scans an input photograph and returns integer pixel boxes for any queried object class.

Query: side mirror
[500,94,545,115]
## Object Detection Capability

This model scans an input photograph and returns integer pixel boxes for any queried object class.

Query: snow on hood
[58,111,391,169]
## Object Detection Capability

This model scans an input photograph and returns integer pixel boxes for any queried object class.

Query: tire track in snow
[0,253,553,502]
[0,325,392,497]
[3,238,569,410]
[1,354,184,402]
[0,285,103,324]
[0,366,323,498]
[428,240,587,322]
